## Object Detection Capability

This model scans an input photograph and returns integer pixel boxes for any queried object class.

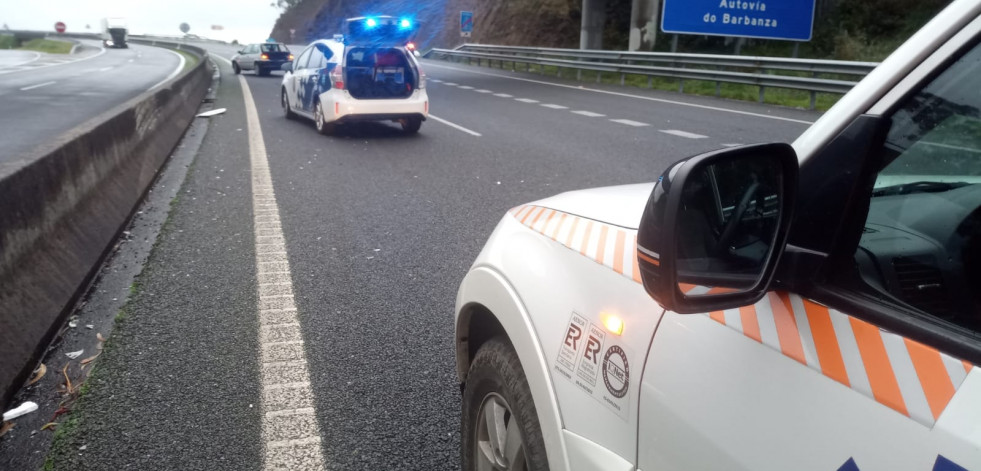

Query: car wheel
[314,102,335,135]
[462,337,549,471]
[232,61,241,75]
[400,117,422,134]
[282,89,296,120]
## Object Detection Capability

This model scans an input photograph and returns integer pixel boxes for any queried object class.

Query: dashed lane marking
[239,74,326,470]
[424,62,815,125]
[475,89,493,93]
[610,119,649,127]
[541,104,568,109]
[660,129,708,139]
[98,66,114,72]
[429,114,482,137]
[20,81,56,91]
[493,93,513,98]
[430,78,442,82]
[443,82,458,86]
[515,98,539,103]
[571,110,605,117]
[458,85,474,89]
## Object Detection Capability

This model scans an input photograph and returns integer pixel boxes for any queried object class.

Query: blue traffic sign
[661,0,815,41]
[460,11,474,37]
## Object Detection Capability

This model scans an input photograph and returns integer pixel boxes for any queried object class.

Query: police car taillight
[417,65,426,89]
[261,53,269,60]
[330,66,344,90]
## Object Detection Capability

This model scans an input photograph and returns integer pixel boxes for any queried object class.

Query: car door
[637,22,981,471]
[299,46,327,113]
[240,44,255,69]
[289,47,313,113]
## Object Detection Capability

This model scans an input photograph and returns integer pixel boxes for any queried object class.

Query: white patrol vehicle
[454,0,981,470]
[279,16,429,135]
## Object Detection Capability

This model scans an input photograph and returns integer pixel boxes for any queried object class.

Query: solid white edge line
[20,81,56,91]
[423,61,815,125]
[0,43,106,76]
[429,114,481,136]
[148,48,187,91]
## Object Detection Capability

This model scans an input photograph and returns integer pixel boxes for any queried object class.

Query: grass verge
[19,38,73,55]
[460,58,840,111]
[174,48,199,72]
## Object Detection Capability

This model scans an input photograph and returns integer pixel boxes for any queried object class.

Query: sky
[0,0,282,43]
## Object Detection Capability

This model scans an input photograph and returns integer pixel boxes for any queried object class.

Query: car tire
[401,117,422,134]
[232,61,241,75]
[462,337,549,471]
[282,89,296,120]
[314,102,336,136]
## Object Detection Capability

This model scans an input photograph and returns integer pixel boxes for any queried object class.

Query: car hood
[527,182,655,230]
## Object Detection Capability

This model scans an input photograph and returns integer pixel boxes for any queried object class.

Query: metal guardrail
[425,44,880,109]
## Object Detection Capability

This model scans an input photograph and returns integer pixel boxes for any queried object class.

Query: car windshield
[0,1,974,470]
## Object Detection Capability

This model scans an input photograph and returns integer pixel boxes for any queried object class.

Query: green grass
[174,48,199,72]
[43,415,81,471]
[0,35,16,49]
[19,38,73,54]
[463,58,840,111]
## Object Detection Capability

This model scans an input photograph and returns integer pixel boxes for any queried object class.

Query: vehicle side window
[853,40,981,334]
[295,48,312,70]
[247,45,257,54]
[309,49,325,70]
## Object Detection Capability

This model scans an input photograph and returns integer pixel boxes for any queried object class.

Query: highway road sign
[180,22,190,34]
[54,21,66,33]
[460,11,473,38]
[661,0,815,41]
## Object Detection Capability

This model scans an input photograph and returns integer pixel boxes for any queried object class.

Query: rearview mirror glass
[281,62,293,72]
[676,153,784,295]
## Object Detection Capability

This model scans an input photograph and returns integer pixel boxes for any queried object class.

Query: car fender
[456,265,571,471]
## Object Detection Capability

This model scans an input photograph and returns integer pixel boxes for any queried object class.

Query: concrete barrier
[0,42,212,408]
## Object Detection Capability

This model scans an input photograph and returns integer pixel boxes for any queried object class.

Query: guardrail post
[679,79,684,93]
[577,69,582,81]
[557,67,562,78]
[647,76,653,88]
[715,82,721,97]
[810,91,817,110]
[597,72,602,83]
[758,86,765,103]
[620,73,625,86]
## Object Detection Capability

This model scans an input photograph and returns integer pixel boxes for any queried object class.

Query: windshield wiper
[872,180,970,197]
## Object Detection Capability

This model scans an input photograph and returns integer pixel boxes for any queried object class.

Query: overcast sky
[0,0,282,43]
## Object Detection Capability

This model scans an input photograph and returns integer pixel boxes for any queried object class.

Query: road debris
[196,108,227,118]
[3,401,38,421]
[65,350,84,359]
[0,422,13,438]
[28,364,46,385]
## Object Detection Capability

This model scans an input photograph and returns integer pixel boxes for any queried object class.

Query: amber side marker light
[602,314,624,335]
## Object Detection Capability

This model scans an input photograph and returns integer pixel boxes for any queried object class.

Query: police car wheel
[282,89,296,120]
[462,337,548,471]
[232,61,240,75]
[400,117,422,134]
[314,102,335,135]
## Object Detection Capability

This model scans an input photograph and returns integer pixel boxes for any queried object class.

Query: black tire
[462,337,549,471]
[282,89,296,120]
[314,102,336,136]
[401,117,422,134]
[232,61,241,75]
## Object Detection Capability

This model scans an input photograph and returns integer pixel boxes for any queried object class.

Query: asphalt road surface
[0,40,183,162]
[8,42,819,470]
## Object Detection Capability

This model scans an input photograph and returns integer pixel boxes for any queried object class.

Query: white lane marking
[429,114,482,137]
[572,110,605,117]
[610,119,649,127]
[147,48,186,91]
[493,93,512,98]
[430,78,442,82]
[443,82,458,86]
[239,75,327,470]
[721,143,742,147]
[541,104,568,109]
[458,85,474,90]
[515,98,539,103]
[0,45,107,76]
[128,59,135,63]
[475,89,492,93]
[660,129,708,139]
[98,66,114,72]
[20,81,56,91]
[423,62,815,125]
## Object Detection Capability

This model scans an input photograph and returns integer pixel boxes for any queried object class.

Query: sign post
[661,0,815,41]
[460,11,473,38]
[54,21,66,34]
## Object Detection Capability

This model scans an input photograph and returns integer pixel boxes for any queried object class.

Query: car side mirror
[238,50,245,54]
[636,143,798,313]
[281,62,293,72]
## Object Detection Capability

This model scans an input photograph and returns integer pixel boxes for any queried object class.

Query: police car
[280,16,428,134]
[454,0,981,469]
